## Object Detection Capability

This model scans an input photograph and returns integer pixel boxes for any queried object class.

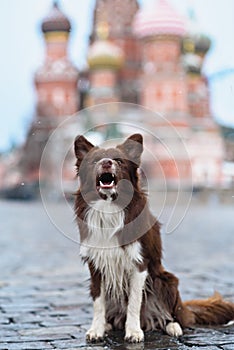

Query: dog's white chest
[80,200,143,297]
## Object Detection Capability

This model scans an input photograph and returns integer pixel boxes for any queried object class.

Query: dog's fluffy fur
[74,133,234,343]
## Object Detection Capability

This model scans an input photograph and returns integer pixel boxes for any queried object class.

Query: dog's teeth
[99,180,114,188]
[112,174,114,178]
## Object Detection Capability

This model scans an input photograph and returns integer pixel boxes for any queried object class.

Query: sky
[0,0,234,152]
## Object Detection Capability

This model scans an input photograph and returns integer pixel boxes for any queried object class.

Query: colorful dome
[195,35,211,55]
[182,9,211,56]
[88,40,124,70]
[42,1,71,33]
[133,0,186,38]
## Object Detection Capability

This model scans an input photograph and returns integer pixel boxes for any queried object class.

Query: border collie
[74,133,234,343]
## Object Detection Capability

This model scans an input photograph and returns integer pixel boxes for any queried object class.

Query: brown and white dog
[74,133,234,343]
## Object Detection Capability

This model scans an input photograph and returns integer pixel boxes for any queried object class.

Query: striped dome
[133,0,186,38]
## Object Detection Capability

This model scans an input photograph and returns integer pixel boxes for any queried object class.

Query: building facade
[20,1,79,185]
[85,0,224,188]
[2,0,227,193]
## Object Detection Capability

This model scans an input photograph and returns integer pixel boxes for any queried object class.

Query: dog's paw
[125,328,144,343]
[86,327,105,342]
[166,322,183,337]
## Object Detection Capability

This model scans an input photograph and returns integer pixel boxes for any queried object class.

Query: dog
[74,133,234,343]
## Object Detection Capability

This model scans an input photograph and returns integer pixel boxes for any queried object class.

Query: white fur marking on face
[125,269,147,343]
[166,322,183,337]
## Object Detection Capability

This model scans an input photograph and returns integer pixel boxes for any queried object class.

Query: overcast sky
[0,0,234,152]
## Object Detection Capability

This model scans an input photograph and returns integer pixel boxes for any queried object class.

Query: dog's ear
[74,135,94,168]
[118,133,143,166]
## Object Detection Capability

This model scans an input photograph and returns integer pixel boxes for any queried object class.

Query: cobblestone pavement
[0,194,234,350]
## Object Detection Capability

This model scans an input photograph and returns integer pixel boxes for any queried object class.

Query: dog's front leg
[125,269,147,343]
[86,266,106,342]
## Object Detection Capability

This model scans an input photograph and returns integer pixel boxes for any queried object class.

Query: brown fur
[74,133,234,333]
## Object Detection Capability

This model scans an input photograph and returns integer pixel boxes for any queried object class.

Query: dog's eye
[114,158,123,165]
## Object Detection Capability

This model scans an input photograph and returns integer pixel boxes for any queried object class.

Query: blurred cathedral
[3,0,233,197]
[85,0,224,188]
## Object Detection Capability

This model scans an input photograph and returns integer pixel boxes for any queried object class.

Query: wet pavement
[0,194,234,349]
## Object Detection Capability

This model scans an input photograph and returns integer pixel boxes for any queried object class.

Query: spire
[92,0,109,39]
[96,21,109,40]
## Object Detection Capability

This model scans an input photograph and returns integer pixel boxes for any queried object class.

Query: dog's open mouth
[96,172,117,190]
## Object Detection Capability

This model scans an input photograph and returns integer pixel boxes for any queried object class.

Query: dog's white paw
[86,326,105,342]
[125,328,144,343]
[166,322,183,337]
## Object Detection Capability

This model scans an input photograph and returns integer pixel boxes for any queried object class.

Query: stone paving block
[72,347,108,350]
[50,300,84,308]
[0,315,10,324]
[0,322,42,331]
[34,281,81,292]
[1,303,49,313]
[0,334,72,343]
[19,325,81,336]
[186,347,220,350]
[221,345,234,350]
[0,341,54,349]
[0,330,18,337]
[50,305,83,313]
[10,313,45,324]
[0,285,37,298]
[41,314,88,327]
[51,338,87,349]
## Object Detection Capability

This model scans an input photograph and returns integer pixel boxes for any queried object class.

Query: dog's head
[74,134,143,201]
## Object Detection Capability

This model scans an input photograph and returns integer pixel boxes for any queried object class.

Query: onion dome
[88,41,124,70]
[133,0,186,39]
[182,32,211,57]
[41,1,71,34]
[87,22,124,70]
[182,9,211,56]
[194,34,211,55]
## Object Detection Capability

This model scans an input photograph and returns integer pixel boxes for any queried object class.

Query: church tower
[92,0,140,103]
[134,0,188,125]
[20,1,79,183]
[87,22,124,106]
[133,0,191,185]
[35,1,79,118]
[182,9,223,187]
[182,9,211,122]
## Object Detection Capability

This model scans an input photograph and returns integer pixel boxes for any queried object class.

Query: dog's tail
[184,292,234,325]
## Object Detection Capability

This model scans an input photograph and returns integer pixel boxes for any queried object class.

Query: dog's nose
[101,158,113,169]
